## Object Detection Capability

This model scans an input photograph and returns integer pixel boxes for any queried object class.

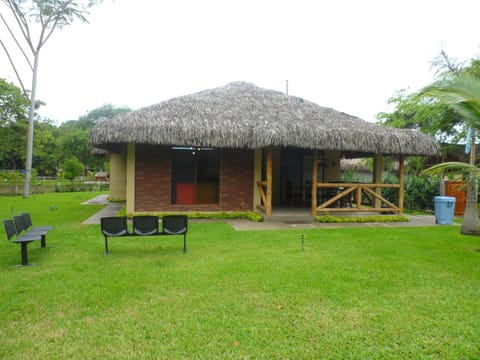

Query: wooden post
[373,153,383,209]
[398,155,405,215]
[266,147,273,217]
[311,150,318,216]
[355,185,362,209]
[253,149,262,211]
[126,143,136,214]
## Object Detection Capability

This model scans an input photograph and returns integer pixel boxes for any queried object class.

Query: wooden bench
[100,215,188,255]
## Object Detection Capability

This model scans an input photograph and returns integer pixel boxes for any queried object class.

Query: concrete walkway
[226,214,447,231]
[81,195,124,225]
[81,195,455,230]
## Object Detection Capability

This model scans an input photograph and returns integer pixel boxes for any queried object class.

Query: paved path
[81,195,124,225]
[225,214,449,231]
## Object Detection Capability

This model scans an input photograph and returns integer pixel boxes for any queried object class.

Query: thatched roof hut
[90,82,440,156]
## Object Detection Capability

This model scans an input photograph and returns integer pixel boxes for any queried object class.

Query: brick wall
[135,146,253,212]
[135,145,171,211]
[220,149,253,211]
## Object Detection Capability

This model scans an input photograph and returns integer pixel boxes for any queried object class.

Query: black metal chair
[100,217,129,254]
[21,212,53,232]
[13,215,48,248]
[3,219,42,266]
[132,216,159,236]
[162,215,188,253]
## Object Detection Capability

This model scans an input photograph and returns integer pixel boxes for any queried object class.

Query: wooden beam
[363,186,398,210]
[373,153,383,209]
[311,150,318,215]
[317,183,400,188]
[398,155,405,215]
[266,147,273,217]
[253,149,262,211]
[316,207,400,213]
[256,181,267,208]
[126,143,136,214]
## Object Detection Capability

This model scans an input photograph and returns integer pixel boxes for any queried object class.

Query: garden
[0,192,479,359]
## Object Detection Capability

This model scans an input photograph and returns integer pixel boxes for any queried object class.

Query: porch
[256,148,405,217]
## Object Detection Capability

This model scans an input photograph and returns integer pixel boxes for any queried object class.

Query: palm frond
[422,161,479,177]
[421,75,480,130]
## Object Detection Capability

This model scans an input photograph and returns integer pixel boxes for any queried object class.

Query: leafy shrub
[382,171,399,205]
[62,158,84,181]
[316,214,409,223]
[120,209,264,222]
[0,170,24,181]
[404,174,440,211]
[383,171,440,212]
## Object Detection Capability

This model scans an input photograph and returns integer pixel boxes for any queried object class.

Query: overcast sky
[1,0,480,124]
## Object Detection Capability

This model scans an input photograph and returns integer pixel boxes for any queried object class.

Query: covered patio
[253,117,439,217]
[257,148,411,217]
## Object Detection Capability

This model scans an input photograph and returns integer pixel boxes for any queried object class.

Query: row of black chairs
[3,213,52,266]
[100,215,188,255]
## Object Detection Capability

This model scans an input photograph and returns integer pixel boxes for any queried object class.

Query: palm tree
[421,75,480,235]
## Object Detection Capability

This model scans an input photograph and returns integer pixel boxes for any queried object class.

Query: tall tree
[0,77,29,126]
[421,74,480,235]
[0,78,29,169]
[33,119,58,175]
[0,0,104,197]
[378,52,480,144]
[377,89,461,144]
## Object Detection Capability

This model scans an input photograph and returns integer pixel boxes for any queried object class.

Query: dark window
[171,148,220,204]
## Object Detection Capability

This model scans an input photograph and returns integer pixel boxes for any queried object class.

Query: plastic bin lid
[434,196,456,202]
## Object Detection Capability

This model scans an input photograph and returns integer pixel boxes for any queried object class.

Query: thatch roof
[90,82,440,156]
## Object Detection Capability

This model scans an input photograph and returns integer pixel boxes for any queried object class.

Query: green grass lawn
[0,192,479,359]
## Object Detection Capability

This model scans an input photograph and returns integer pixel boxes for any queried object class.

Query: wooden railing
[256,180,271,216]
[314,182,401,214]
[256,148,273,217]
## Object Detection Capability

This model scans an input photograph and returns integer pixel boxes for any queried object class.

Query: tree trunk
[460,175,480,235]
[23,51,40,198]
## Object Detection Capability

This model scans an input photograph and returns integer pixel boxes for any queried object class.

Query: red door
[445,181,466,216]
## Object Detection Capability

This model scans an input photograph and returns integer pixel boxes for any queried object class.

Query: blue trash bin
[434,196,456,225]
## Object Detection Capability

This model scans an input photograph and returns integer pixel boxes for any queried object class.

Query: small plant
[316,214,409,223]
[119,209,264,222]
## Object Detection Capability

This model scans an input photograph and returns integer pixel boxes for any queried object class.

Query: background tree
[56,104,130,173]
[0,77,28,125]
[377,52,480,167]
[33,119,58,175]
[62,157,84,181]
[377,89,461,144]
[0,78,29,169]
[77,103,131,129]
[0,0,104,197]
